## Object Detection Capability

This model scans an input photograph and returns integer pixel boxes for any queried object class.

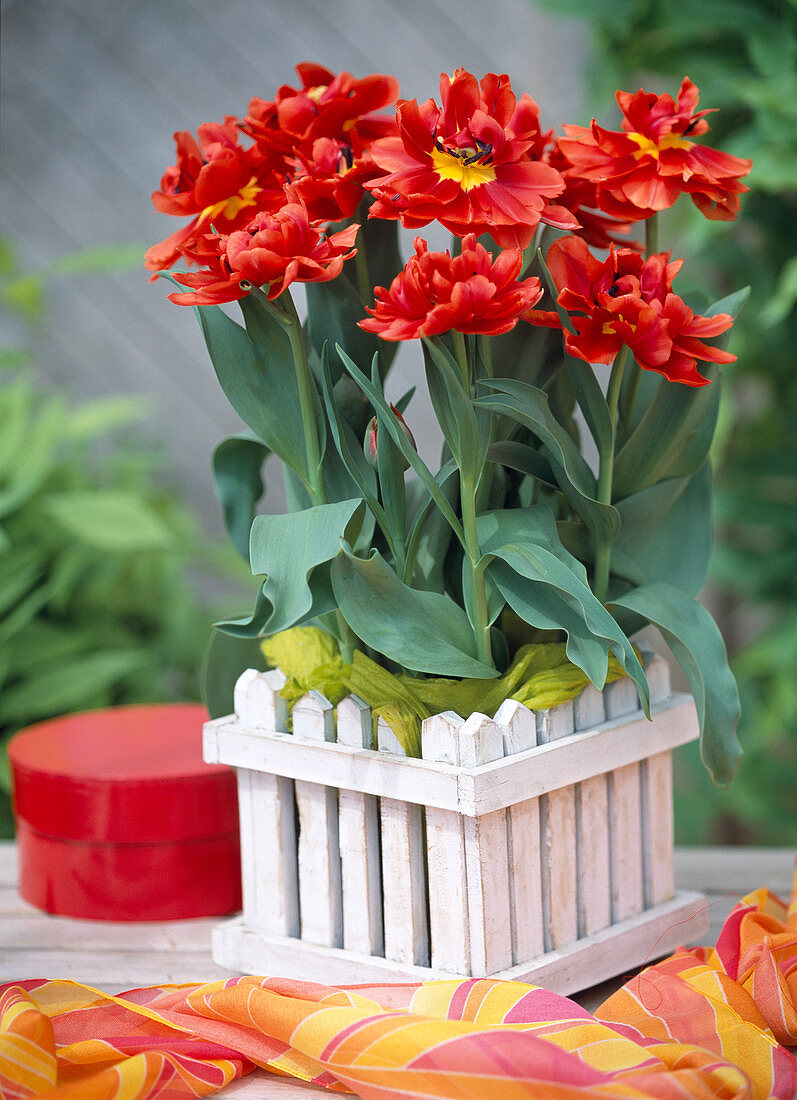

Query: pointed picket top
[458,712,504,767]
[536,699,575,744]
[604,675,640,720]
[642,649,671,704]
[493,698,536,757]
[234,667,288,731]
[377,714,407,757]
[293,689,335,743]
[573,683,605,732]
[421,711,464,765]
[336,694,372,749]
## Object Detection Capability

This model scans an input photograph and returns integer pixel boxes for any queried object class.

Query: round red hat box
[8,704,242,921]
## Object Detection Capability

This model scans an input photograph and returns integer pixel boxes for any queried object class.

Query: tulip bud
[363,405,416,469]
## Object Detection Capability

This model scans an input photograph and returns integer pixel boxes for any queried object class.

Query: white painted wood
[205,695,699,816]
[604,674,640,720]
[498,889,710,994]
[458,713,513,976]
[536,699,575,743]
[538,702,578,951]
[608,762,644,923]
[604,677,644,925]
[642,751,675,907]
[237,769,300,938]
[541,786,578,950]
[336,695,383,958]
[293,692,342,949]
[211,890,710,996]
[378,722,428,967]
[573,683,605,731]
[494,699,543,963]
[576,775,611,937]
[229,667,299,937]
[494,697,536,757]
[375,714,404,756]
[421,709,464,764]
[422,712,470,974]
[234,668,288,729]
[217,1075,328,1097]
[643,649,671,704]
[572,683,611,938]
[637,657,674,905]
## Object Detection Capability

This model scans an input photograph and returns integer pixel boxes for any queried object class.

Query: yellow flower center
[431,147,496,192]
[602,318,637,336]
[627,131,694,161]
[307,85,328,103]
[201,177,261,225]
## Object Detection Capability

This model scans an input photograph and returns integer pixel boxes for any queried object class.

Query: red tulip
[524,237,735,386]
[366,69,577,250]
[360,234,543,342]
[557,78,752,222]
[168,202,358,306]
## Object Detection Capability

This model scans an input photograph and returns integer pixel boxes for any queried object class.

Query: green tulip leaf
[613,289,747,499]
[338,347,467,548]
[614,463,712,595]
[478,506,648,706]
[194,301,310,483]
[212,433,269,561]
[566,357,613,455]
[610,582,742,786]
[487,440,558,488]
[331,546,498,677]
[249,498,364,636]
[306,267,385,384]
[476,378,621,543]
[357,211,403,317]
[201,628,267,720]
[422,338,485,485]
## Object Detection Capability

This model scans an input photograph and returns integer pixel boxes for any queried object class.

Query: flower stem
[248,287,359,660]
[451,329,470,390]
[354,237,371,305]
[593,345,630,603]
[645,214,658,258]
[265,290,326,505]
[461,474,493,667]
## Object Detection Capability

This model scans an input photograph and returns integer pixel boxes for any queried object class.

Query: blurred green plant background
[534,0,797,844]
[0,241,246,837]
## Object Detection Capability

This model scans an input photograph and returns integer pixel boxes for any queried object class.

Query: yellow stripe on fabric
[31,980,198,1032]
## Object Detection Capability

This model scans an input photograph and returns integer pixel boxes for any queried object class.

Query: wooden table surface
[1,842,794,1098]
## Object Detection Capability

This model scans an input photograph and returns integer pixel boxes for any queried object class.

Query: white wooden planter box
[204,649,709,994]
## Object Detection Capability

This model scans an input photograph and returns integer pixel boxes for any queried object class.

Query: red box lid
[9,703,238,844]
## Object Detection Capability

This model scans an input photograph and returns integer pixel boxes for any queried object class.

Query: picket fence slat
[378,718,429,967]
[572,683,610,938]
[539,701,578,951]
[422,711,470,974]
[605,677,645,924]
[459,713,513,976]
[494,698,543,964]
[293,692,342,949]
[234,669,299,938]
[336,695,384,958]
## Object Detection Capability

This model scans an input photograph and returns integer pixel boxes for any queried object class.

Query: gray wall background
[1,0,588,530]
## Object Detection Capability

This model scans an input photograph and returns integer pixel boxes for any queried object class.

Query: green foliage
[0,244,246,837]
[533,0,797,841]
